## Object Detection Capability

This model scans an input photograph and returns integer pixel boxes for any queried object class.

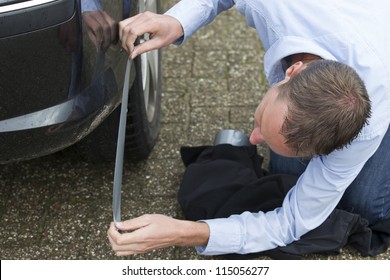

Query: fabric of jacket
[178,144,390,260]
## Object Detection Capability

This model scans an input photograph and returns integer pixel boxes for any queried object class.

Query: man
[108,0,390,256]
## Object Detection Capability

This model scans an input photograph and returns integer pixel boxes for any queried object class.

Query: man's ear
[285,61,306,78]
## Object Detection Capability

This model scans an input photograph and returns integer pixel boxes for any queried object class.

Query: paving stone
[0,0,388,261]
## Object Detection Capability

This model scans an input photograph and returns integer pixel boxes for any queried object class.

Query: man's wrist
[177,220,210,247]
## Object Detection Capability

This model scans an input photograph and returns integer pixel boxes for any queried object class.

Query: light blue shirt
[166,0,390,255]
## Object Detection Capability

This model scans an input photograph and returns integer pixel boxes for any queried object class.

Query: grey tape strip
[113,60,132,226]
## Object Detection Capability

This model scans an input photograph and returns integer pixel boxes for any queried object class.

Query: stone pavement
[0,0,389,260]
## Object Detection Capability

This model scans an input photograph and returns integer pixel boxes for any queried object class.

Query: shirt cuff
[195,217,243,255]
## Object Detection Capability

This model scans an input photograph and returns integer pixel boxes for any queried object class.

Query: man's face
[249,85,299,157]
[249,60,310,157]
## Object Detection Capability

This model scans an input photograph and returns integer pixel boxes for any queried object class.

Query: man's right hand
[119,12,184,59]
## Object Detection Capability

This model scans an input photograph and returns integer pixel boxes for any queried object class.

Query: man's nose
[249,127,264,145]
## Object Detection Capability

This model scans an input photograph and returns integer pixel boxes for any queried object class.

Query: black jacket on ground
[178,144,390,259]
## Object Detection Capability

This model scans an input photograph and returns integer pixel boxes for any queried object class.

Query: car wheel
[125,37,162,161]
[71,0,162,163]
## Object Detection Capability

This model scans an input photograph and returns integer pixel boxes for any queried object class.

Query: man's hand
[107,214,209,256]
[119,12,184,59]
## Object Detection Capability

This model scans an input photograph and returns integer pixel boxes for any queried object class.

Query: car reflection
[82,0,119,52]
[47,0,120,134]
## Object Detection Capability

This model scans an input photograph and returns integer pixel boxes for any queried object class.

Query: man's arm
[164,0,235,44]
[118,0,235,59]
[107,135,382,256]
[195,135,383,255]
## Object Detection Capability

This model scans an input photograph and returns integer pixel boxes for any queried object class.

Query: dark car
[0,0,162,163]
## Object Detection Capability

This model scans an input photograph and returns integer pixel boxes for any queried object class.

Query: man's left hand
[107,214,210,256]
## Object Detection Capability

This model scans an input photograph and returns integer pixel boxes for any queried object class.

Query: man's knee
[269,150,309,176]
[339,181,390,225]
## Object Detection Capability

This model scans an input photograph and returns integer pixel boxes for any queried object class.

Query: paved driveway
[0,0,388,260]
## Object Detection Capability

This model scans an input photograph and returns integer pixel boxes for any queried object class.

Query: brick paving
[0,0,388,260]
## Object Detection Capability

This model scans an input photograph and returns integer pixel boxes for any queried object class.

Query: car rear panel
[0,0,128,163]
[0,0,76,120]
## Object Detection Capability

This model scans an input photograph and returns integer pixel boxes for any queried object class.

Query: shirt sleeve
[196,133,384,255]
[164,0,235,44]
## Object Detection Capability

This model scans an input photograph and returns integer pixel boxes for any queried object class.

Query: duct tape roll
[213,129,251,146]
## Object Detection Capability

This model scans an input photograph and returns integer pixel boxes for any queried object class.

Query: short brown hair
[277,60,371,156]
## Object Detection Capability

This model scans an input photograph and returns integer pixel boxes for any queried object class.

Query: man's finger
[119,14,150,52]
[118,12,145,38]
[116,250,138,256]
[115,214,152,231]
[107,223,150,254]
[120,18,162,53]
[130,38,161,59]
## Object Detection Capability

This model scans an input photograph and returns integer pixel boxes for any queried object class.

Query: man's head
[250,59,371,157]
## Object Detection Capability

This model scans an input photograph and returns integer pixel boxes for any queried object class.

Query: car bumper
[0,67,120,163]
[0,0,129,163]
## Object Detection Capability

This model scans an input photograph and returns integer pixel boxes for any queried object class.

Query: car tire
[70,0,162,163]
[124,46,162,161]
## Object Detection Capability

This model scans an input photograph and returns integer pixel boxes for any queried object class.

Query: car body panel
[0,0,75,38]
[0,0,135,163]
